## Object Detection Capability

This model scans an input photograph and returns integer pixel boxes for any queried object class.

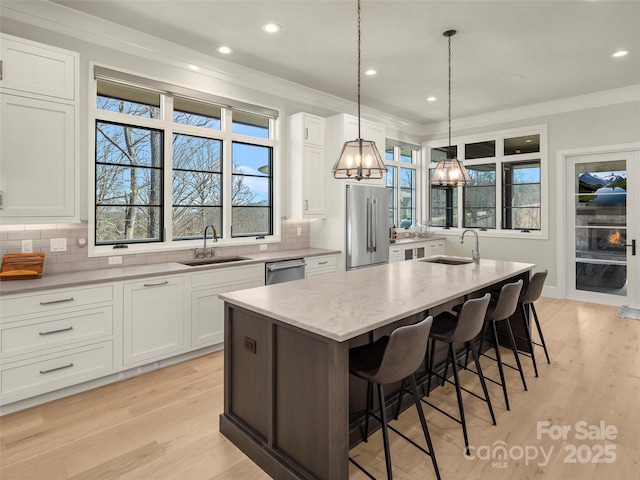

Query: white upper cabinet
[302,114,324,147]
[287,112,326,218]
[0,36,76,101]
[0,34,79,224]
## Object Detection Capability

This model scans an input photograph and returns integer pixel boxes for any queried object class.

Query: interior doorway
[563,149,638,306]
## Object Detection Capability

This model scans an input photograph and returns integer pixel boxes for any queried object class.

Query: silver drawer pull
[318,261,328,265]
[39,326,74,336]
[40,363,74,374]
[143,281,169,287]
[40,298,74,305]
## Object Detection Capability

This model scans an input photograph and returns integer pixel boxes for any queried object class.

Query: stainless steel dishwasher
[265,258,306,285]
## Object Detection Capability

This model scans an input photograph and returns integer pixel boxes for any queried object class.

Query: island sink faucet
[460,228,480,263]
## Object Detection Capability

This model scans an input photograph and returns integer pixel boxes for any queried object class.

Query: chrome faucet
[203,224,218,248]
[460,228,480,263]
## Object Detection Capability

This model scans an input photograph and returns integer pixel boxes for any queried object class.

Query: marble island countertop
[0,248,340,296]
[220,257,534,343]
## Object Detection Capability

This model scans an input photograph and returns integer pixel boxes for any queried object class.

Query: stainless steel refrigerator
[346,184,390,270]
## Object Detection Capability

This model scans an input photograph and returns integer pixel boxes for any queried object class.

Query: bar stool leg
[469,340,496,426]
[531,304,550,363]
[505,319,527,391]
[491,321,510,411]
[408,374,441,480]
[393,378,405,421]
[377,384,393,480]
[520,303,539,377]
[449,343,470,454]
[426,338,436,397]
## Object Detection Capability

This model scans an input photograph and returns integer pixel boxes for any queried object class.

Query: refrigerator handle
[366,198,372,252]
[372,198,378,252]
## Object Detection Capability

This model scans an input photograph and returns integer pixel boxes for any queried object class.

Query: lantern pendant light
[332,0,387,181]
[430,30,471,188]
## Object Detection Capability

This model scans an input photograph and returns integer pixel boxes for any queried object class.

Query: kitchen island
[219,258,534,480]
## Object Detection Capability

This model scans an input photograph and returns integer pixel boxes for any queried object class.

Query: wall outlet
[21,239,33,253]
[259,244,268,251]
[108,256,123,265]
[50,238,67,252]
[297,227,302,236]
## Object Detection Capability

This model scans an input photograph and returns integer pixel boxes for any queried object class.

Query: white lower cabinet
[389,245,402,263]
[1,342,113,402]
[123,275,185,366]
[0,284,116,404]
[426,238,446,257]
[304,254,338,277]
[389,239,446,263]
[189,264,264,347]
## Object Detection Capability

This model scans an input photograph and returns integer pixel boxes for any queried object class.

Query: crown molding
[0,1,424,136]
[422,84,640,136]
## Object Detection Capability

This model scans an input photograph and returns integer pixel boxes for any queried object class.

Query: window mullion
[223,109,233,238]
[163,95,174,242]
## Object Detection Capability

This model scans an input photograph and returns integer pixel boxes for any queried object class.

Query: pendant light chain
[357,0,362,140]
[448,31,452,159]
[331,0,386,181]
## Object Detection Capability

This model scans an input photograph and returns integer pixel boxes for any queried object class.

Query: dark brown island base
[219,258,534,480]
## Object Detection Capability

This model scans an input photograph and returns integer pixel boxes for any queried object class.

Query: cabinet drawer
[305,255,338,270]
[1,307,113,357]
[191,264,263,289]
[1,341,113,402]
[427,240,446,255]
[1,285,113,319]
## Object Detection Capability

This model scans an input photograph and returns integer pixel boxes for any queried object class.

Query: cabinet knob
[305,200,309,211]
[304,128,308,140]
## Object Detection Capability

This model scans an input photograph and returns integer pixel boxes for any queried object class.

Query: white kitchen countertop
[0,248,339,296]
[220,257,534,343]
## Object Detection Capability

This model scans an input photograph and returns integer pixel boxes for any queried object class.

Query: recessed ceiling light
[426,96,437,102]
[262,23,281,33]
[365,69,377,76]
[217,46,232,55]
[611,49,631,58]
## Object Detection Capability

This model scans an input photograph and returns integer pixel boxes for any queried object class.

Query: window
[427,126,546,236]
[503,160,541,230]
[385,140,419,229]
[464,164,496,229]
[93,69,277,249]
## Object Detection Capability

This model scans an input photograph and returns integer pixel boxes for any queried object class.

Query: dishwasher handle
[266,260,307,272]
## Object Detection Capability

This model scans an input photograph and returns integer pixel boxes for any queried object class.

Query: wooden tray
[0,253,45,280]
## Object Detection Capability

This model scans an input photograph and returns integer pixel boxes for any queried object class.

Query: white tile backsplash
[0,220,310,272]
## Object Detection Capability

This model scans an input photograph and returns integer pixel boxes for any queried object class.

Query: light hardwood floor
[1,298,639,479]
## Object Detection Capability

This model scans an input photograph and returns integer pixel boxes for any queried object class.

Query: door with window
[566,151,638,306]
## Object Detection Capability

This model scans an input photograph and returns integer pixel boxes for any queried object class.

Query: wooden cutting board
[0,253,45,280]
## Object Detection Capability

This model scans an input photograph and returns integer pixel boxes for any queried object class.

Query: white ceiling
[49,0,640,125]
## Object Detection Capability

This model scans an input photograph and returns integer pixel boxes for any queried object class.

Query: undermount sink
[179,256,250,266]
[420,256,475,265]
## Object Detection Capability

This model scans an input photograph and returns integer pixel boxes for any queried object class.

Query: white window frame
[425,124,548,240]
[87,64,281,257]
[385,139,421,229]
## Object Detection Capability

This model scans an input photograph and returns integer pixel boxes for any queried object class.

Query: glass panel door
[567,151,638,305]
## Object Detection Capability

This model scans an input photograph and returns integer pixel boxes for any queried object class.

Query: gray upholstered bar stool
[477,279,527,411]
[349,316,440,480]
[424,294,495,454]
[517,270,550,377]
